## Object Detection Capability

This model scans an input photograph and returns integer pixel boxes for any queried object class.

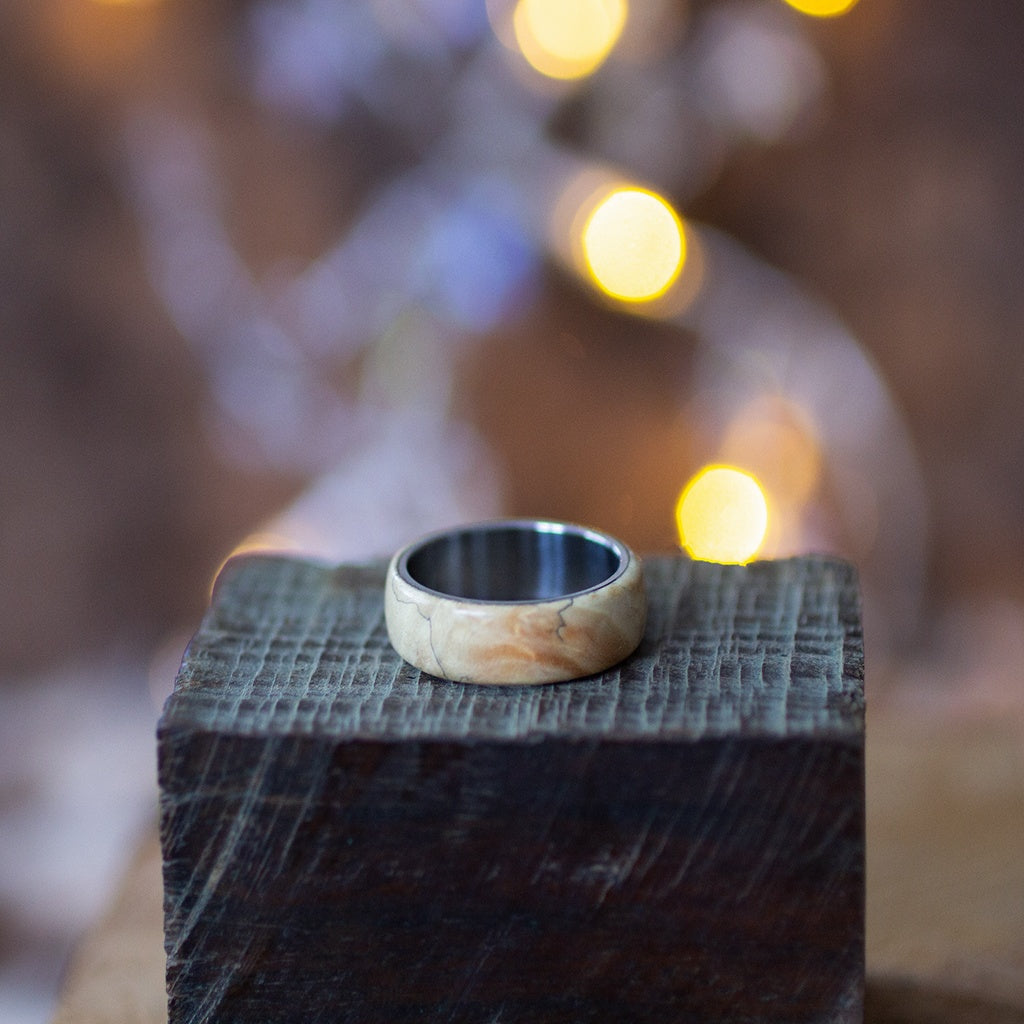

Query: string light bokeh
[511,0,628,80]
[676,465,769,564]
[782,0,859,17]
[581,186,686,301]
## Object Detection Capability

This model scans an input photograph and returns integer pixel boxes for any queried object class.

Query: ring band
[384,520,646,685]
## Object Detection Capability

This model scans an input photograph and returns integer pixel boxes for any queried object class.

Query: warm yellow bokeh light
[781,0,859,17]
[582,187,685,302]
[513,0,628,80]
[209,532,307,597]
[676,465,769,564]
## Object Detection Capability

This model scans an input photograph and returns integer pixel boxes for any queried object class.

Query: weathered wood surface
[164,554,863,741]
[52,708,1024,1024]
[158,554,865,1023]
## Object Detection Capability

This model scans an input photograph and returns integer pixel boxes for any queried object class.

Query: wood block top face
[162,554,863,743]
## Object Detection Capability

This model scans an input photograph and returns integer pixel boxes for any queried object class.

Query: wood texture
[158,554,865,1023]
[51,708,1024,1024]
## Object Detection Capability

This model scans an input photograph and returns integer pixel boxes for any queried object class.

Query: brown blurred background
[1,0,1023,1020]
[3,0,1022,673]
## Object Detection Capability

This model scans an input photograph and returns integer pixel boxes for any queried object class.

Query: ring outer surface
[383,521,647,686]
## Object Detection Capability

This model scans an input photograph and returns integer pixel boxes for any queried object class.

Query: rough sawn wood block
[158,553,865,1023]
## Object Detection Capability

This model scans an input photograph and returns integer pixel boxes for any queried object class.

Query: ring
[384,520,646,685]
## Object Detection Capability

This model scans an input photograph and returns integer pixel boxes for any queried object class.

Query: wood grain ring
[384,520,647,685]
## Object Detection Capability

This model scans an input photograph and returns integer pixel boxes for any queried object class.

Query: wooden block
[158,554,865,1023]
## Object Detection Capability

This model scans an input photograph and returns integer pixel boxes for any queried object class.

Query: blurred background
[1,0,1023,1020]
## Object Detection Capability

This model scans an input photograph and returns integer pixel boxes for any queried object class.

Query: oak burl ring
[384,520,647,685]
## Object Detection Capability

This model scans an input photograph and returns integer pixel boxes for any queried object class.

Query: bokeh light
[512,0,628,80]
[781,0,859,17]
[581,187,686,301]
[209,531,309,596]
[720,396,821,507]
[676,465,769,564]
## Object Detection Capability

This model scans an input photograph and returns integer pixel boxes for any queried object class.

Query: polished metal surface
[398,520,627,603]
